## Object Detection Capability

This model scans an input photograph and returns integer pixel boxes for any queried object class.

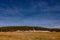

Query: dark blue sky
[0,0,60,28]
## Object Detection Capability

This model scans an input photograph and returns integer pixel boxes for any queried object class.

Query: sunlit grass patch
[0,32,60,40]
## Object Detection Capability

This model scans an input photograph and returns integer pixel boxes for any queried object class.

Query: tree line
[0,26,60,32]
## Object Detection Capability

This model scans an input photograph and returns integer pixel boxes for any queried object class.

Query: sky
[0,0,60,28]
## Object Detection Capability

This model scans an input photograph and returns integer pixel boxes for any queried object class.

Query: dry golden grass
[0,32,60,40]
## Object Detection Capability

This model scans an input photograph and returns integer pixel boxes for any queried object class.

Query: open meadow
[0,32,60,40]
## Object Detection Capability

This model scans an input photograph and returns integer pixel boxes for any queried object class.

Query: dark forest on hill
[0,26,60,32]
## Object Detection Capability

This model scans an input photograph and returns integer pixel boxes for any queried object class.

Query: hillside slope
[0,26,60,32]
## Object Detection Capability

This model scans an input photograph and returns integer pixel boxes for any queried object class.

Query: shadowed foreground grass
[0,32,60,40]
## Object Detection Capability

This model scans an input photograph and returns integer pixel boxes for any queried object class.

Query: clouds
[51,25,60,28]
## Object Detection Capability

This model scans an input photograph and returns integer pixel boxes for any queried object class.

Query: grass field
[0,32,60,40]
